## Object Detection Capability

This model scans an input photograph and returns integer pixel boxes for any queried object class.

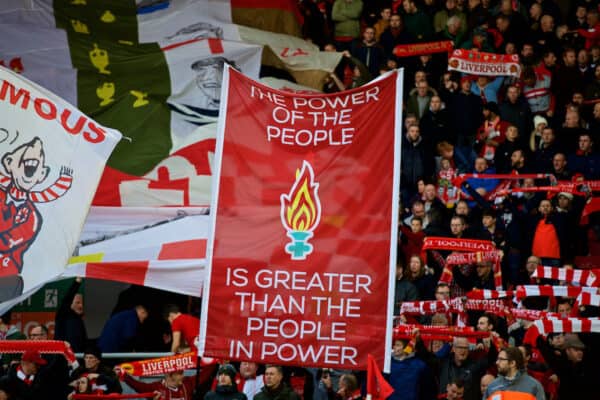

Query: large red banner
[200,67,402,371]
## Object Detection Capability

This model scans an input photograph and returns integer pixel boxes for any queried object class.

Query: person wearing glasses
[28,323,71,400]
[438,336,497,400]
[484,347,545,400]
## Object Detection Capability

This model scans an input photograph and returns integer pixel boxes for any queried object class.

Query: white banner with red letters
[448,49,521,77]
[200,67,402,371]
[0,67,120,312]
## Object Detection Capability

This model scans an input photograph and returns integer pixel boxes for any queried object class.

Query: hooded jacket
[484,370,545,400]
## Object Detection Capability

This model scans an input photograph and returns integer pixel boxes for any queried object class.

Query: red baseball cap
[22,350,47,365]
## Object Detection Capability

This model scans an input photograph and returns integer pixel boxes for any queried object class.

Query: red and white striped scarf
[533,317,600,334]
[515,285,597,300]
[400,300,453,315]
[466,289,514,299]
[532,266,598,287]
[574,292,600,307]
[394,324,491,339]
[399,298,464,315]
[509,308,561,321]
[463,299,510,313]
[446,251,503,290]
[445,251,501,265]
[2,175,72,203]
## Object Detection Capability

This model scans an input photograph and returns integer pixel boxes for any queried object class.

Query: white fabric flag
[0,67,121,310]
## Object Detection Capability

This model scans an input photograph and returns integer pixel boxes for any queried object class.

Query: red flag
[367,354,394,400]
[200,67,402,369]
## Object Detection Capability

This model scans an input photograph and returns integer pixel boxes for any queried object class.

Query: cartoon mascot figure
[0,137,72,302]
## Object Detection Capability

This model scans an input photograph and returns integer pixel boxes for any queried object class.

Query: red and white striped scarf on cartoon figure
[0,168,72,203]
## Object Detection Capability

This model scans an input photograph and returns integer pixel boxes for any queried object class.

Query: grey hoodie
[484,370,546,400]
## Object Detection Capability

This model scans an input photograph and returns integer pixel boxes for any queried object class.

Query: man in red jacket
[164,304,201,353]
[124,370,195,400]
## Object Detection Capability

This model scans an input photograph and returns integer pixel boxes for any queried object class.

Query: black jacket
[0,364,53,400]
[54,280,88,352]
[255,383,301,400]
[205,385,248,400]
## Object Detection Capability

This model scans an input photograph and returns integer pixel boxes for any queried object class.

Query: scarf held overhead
[448,49,521,77]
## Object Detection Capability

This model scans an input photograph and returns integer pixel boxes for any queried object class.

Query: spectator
[239,362,264,400]
[407,254,436,300]
[0,350,50,400]
[576,9,600,50]
[550,152,572,180]
[495,125,521,173]
[481,208,505,248]
[0,312,25,372]
[449,215,469,239]
[163,304,200,353]
[510,148,529,173]
[533,15,561,55]
[300,1,332,48]
[461,26,495,52]
[557,109,587,153]
[465,158,500,201]
[471,76,504,104]
[439,15,466,47]
[420,95,454,147]
[423,183,446,213]
[588,102,600,133]
[68,376,93,400]
[533,127,559,172]
[28,324,70,400]
[394,260,418,315]
[484,347,545,400]
[443,379,465,399]
[529,115,549,152]
[453,260,496,291]
[373,7,391,41]
[407,80,436,119]
[479,374,495,396]
[568,132,600,179]
[584,64,600,100]
[379,14,415,60]
[448,76,483,165]
[537,333,600,399]
[403,199,427,228]
[255,365,300,400]
[400,216,426,263]
[402,0,434,41]
[553,48,583,117]
[70,345,121,394]
[388,337,431,400]
[438,336,496,400]
[401,125,434,203]
[521,67,555,119]
[351,26,385,78]
[331,0,363,52]
[475,102,509,164]
[125,369,202,400]
[333,374,361,400]
[529,199,569,264]
[499,85,532,144]
[54,276,88,352]
[98,304,148,353]
[433,0,466,35]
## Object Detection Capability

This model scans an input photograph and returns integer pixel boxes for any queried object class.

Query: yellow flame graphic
[281,162,321,232]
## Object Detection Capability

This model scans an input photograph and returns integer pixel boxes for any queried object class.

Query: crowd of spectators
[302,1,600,399]
[0,0,599,399]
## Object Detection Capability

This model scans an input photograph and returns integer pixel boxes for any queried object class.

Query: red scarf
[16,365,34,386]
